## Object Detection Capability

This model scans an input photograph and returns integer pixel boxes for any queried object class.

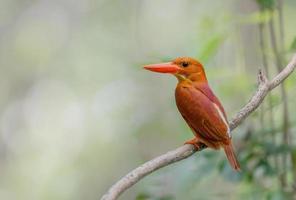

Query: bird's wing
[175,84,230,145]
[193,82,228,121]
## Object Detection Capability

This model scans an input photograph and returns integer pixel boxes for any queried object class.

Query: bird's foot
[184,138,206,151]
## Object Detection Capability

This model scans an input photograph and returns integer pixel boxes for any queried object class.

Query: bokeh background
[1,0,296,199]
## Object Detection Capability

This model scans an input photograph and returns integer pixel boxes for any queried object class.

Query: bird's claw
[184,138,205,151]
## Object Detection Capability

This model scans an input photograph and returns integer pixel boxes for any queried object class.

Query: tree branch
[101,54,296,200]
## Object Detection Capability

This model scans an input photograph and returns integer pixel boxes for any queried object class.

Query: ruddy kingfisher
[144,57,240,171]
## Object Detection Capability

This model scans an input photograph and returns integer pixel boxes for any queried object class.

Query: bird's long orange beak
[144,62,181,74]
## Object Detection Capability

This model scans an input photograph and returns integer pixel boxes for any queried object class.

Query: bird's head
[144,57,207,82]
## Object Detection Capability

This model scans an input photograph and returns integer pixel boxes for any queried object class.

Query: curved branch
[101,54,296,200]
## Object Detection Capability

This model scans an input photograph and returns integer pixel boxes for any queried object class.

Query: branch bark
[101,54,296,200]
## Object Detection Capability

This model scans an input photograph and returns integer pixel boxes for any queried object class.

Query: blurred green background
[1,0,296,199]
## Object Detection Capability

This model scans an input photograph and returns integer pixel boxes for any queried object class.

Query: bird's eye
[182,62,189,67]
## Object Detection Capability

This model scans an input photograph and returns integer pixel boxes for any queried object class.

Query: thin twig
[101,54,296,200]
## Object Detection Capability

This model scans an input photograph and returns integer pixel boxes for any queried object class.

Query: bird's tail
[223,142,241,171]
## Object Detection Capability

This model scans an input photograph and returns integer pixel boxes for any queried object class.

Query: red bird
[144,57,240,171]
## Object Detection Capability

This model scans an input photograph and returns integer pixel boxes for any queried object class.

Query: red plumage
[176,81,240,171]
[144,57,240,171]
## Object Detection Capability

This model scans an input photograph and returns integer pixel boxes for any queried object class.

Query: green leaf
[256,0,276,10]
[199,35,225,63]
[136,193,151,200]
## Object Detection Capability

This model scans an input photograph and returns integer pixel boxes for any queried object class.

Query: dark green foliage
[256,0,276,10]
[136,193,151,200]
[290,37,296,51]
[136,193,175,200]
